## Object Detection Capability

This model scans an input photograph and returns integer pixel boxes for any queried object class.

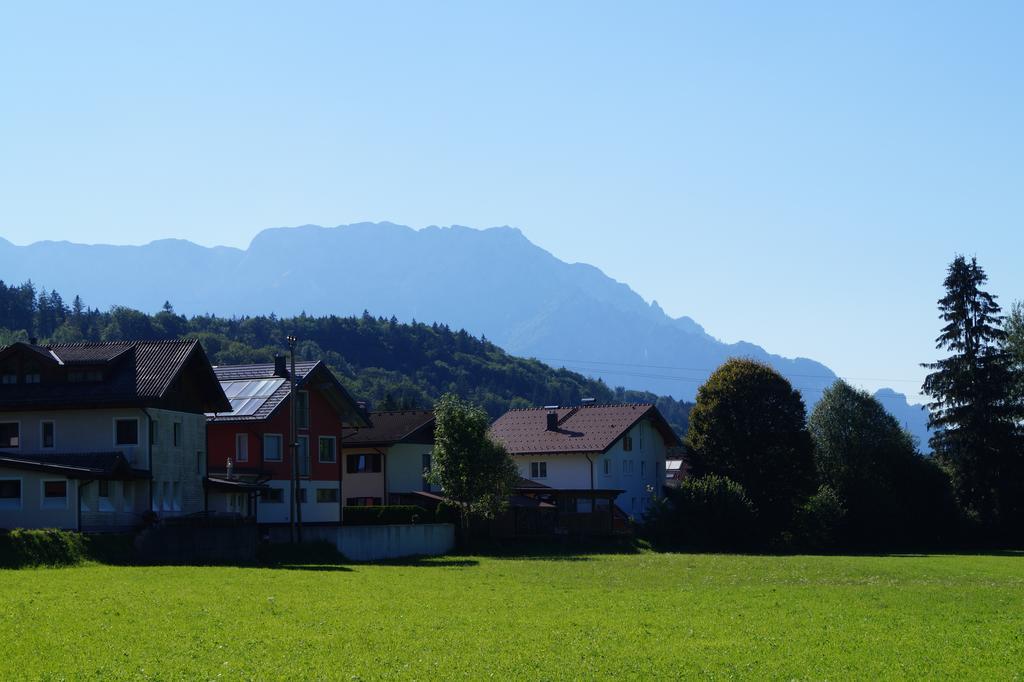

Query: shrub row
[342,505,434,526]
[0,528,90,568]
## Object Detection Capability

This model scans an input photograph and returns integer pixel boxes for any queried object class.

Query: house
[205,357,368,524]
[0,340,229,531]
[342,410,435,506]
[489,402,682,520]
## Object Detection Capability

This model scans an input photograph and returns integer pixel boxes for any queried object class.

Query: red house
[205,356,368,525]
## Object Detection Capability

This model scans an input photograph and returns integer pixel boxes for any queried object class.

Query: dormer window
[68,369,103,383]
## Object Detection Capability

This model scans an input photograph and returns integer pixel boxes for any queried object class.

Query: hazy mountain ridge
[0,222,930,445]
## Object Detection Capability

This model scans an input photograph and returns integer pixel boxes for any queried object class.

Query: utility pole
[287,334,302,543]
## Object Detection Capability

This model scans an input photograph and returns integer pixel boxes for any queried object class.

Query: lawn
[1,551,1022,680]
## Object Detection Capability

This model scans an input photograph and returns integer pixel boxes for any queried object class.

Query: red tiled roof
[344,410,435,446]
[490,403,682,456]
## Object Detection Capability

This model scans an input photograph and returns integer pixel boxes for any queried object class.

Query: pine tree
[922,256,1021,531]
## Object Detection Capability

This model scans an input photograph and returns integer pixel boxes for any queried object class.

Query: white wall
[255,479,340,524]
[0,408,150,465]
[0,467,78,530]
[513,417,668,520]
[386,443,437,494]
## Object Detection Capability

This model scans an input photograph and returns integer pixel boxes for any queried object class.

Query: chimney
[546,411,558,431]
[273,355,288,378]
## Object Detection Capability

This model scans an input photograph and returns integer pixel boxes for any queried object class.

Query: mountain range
[0,222,930,445]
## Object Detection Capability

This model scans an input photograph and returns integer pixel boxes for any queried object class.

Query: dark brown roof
[0,452,149,480]
[0,340,229,413]
[490,403,682,456]
[207,360,368,427]
[343,410,435,446]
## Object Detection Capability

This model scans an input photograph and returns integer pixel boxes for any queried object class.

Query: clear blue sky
[2,2,1022,401]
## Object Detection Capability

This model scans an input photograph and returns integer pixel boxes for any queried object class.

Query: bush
[794,485,846,551]
[647,475,757,550]
[342,505,432,526]
[0,528,89,568]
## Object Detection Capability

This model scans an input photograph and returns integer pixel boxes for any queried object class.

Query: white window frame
[40,420,56,450]
[0,421,21,450]
[530,461,547,479]
[603,458,611,476]
[263,433,284,462]
[40,479,69,510]
[0,477,23,510]
[317,436,336,464]
[113,417,140,447]
[235,433,249,463]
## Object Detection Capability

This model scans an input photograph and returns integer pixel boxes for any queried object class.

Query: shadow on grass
[370,558,480,568]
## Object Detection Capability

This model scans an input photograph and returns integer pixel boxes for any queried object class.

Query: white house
[489,402,681,519]
[0,340,230,531]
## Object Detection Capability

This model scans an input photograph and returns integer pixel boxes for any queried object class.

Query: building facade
[341,410,435,506]
[0,340,229,531]
[489,402,681,519]
[205,357,368,524]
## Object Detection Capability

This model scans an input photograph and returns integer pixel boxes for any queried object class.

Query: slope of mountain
[0,223,930,445]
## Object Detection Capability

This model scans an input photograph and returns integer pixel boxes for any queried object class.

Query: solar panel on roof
[220,378,285,416]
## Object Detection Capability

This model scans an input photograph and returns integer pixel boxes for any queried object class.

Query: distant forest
[0,280,692,435]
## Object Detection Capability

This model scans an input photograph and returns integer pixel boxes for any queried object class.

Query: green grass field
[1,550,1021,680]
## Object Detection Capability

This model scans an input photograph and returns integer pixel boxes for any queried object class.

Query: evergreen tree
[922,256,1022,533]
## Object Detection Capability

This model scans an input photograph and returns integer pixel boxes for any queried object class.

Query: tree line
[0,281,693,433]
[650,255,1024,550]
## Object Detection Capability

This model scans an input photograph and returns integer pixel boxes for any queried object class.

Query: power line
[532,355,925,385]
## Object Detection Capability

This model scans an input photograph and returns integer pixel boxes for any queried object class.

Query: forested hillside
[0,280,692,435]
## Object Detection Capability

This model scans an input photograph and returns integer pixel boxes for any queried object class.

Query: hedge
[342,505,433,526]
[0,528,90,568]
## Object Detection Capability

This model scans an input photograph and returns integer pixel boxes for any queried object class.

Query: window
[173,422,182,447]
[0,479,21,509]
[346,496,382,507]
[603,459,611,476]
[317,487,339,503]
[150,421,159,446]
[298,436,310,476]
[42,480,67,508]
[422,453,432,491]
[530,461,547,479]
[640,461,647,477]
[114,418,138,446]
[263,434,283,462]
[0,369,16,384]
[98,480,114,511]
[235,434,249,462]
[68,369,103,382]
[41,421,55,449]
[623,435,633,452]
[622,459,634,475]
[295,391,310,429]
[346,453,381,474]
[318,436,336,464]
[262,487,284,503]
[0,422,20,449]
[24,369,41,384]
[297,486,307,503]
